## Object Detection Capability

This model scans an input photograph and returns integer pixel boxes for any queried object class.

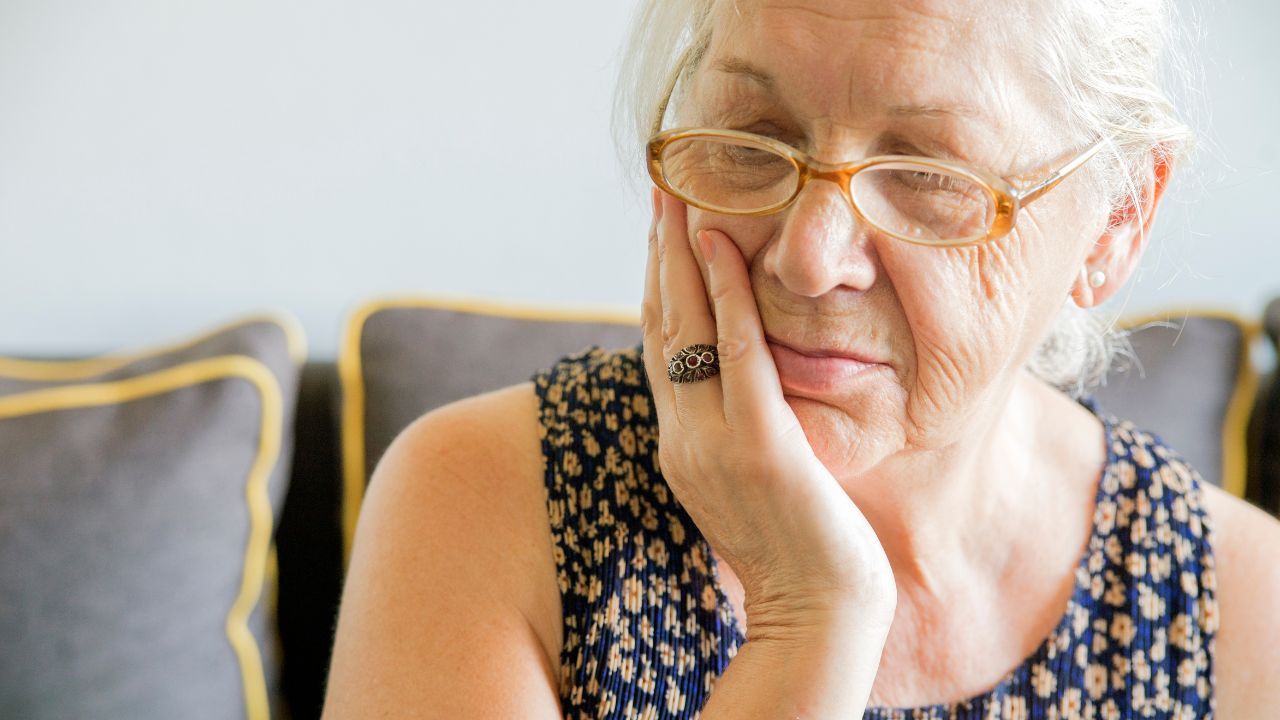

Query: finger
[696,227,788,424]
[641,189,676,425]
[657,191,725,419]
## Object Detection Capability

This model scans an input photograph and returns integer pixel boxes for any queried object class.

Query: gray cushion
[0,314,304,720]
[1093,311,1255,494]
[339,297,640,562]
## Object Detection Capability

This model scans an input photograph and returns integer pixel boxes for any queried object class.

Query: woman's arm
[322,383,565,718]
[1200,483,1280,717]
[698,600,891,718]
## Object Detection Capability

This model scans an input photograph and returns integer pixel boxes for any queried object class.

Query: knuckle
[707,279,735,307]
[672,402,706,432]
[660,310,686,353]
[718,411,760,447]
[714,335,762,366]
[658,432,701,472]
[656,445,683,483]
[641,300,661,335]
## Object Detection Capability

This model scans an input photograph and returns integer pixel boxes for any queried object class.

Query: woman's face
[681,0,1112,476]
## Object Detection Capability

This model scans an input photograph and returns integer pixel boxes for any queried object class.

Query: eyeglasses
[646,127,1110,247]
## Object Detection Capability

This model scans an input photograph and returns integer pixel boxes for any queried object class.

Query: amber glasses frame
[646,127,1112,247]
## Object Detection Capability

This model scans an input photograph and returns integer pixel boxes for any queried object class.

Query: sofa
[1,294,1277,720]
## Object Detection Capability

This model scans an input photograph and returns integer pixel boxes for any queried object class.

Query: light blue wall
[1,0,1275,360]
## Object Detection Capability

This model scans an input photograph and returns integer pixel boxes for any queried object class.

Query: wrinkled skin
[675,0,1156,481]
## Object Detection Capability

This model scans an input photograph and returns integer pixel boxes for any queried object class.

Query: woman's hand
[640,189,898,642]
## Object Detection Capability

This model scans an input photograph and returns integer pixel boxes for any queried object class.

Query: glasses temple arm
[1015,136,1112,204]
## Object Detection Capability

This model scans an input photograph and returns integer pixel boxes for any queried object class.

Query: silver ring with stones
[667,343,720,384]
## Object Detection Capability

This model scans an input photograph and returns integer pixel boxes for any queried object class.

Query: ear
[1070,147,1175,308]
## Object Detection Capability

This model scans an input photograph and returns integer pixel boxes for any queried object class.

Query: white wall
[1,0,1276,360]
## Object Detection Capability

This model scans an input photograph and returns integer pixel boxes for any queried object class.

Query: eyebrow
[887,103,984,120]
[713,56,775,89]
[713,55,987,122]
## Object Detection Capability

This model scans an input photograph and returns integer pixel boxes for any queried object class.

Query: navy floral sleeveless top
[530,344,1218,719]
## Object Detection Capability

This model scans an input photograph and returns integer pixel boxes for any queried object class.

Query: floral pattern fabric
[530,344,1217,719]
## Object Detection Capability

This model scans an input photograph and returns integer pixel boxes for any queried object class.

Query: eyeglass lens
[660,135,997,243]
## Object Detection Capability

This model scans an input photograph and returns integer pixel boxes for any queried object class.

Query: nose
[762,177,879,298]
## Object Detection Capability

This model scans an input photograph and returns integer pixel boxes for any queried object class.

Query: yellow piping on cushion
[0,311,307,380]
[266,540,283,713]
[1223,322,1261,499]
[338,293,641,568]
[0,355,283,720]
[1117,307,1261,499]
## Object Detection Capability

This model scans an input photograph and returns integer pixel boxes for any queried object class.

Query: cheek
[877,240,1036,421]
[686,208,776,260]
[883,245,1016,343]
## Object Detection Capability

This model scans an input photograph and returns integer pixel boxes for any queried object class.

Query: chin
[784,394,902,479]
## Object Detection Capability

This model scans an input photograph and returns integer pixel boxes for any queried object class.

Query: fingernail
[653,189,664,221]
[697,230,716,264]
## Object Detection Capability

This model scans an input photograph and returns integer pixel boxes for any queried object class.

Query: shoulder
[376,379,555,627]
[1197,481,1280,716]
[329,381,564,703]
[370,381,546,538]
[389,381,546,495]
[357,381,548,568]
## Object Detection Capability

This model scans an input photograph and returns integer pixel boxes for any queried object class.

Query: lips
[765,335,883,364]
[765,335,889,395]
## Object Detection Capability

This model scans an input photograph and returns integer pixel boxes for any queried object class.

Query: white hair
[612,0,1201,398]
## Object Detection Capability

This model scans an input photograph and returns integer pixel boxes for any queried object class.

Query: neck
[835,374,1103,602]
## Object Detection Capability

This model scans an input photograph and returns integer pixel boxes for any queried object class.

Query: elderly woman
[323,0,1280,717]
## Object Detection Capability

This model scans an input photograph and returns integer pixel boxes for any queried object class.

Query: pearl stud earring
[1088,270,1106,288]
